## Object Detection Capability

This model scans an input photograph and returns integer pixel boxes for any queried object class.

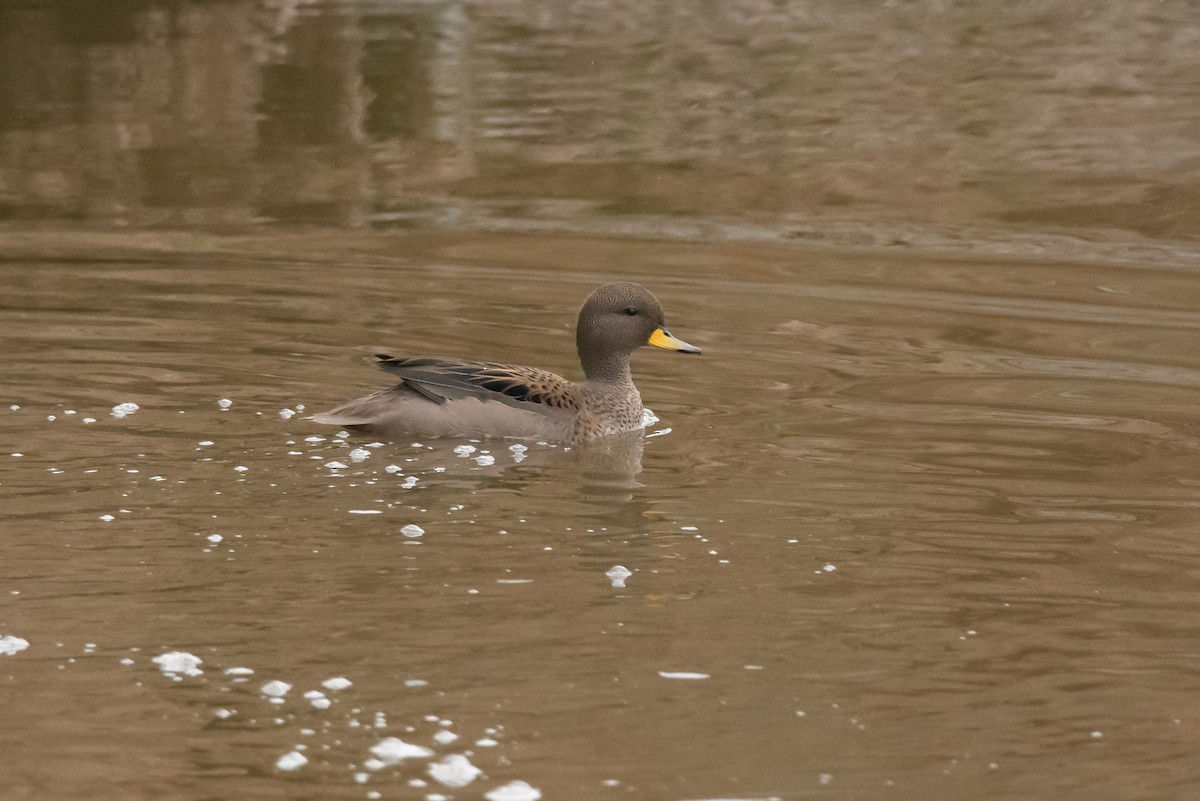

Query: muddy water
[4,1,1200,801]
[4,231,1200,801]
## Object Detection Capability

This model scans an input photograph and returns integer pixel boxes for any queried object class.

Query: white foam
[279,408,296,419]
[218,399,233,409]
[658,671,710,680]
[111,402,140,418]
[605,565,632,588]
[349,448,371,462]
[484,780,542,801]
[432,729,459,745]
[322,676,352,691]
[261,679,293,698]
[453,444,476,456]
[0,635,30,655]
[401,524,425,538]
[275,750,307,771]
[369,737,434,764]
[428,754,481,788]
[152,651,203,677]
[304,691,331,710]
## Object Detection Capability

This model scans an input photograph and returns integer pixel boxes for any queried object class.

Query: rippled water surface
[3,1,1200,800]
[5,231,1200,801]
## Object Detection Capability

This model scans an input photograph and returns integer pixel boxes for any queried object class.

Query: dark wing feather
[374,355,581,412]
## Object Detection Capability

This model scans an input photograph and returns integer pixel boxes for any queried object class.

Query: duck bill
[648,327,701,354]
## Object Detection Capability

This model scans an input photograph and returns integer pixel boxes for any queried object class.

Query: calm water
[3,2,1200,801]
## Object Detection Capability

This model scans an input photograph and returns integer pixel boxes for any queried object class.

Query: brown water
[4,3,1200,801]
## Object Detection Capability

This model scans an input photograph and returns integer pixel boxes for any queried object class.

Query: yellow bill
[648,327,701,354]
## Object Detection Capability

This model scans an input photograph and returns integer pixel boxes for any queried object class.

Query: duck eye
[622,307,639,316]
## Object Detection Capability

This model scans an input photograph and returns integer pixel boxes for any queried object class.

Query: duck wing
[374,355,583,412]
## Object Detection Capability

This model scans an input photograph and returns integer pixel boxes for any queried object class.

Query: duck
[310,282,701,443]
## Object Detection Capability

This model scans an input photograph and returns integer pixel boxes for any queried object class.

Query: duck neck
[581,351,634,386]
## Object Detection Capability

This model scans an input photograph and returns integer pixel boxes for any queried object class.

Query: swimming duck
[311,282,700,443]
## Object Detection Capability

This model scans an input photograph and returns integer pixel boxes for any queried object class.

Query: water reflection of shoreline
[1,1,1198,238]
[0,1,474,227]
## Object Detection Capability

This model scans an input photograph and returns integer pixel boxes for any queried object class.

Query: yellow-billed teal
[311,282,700,442]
